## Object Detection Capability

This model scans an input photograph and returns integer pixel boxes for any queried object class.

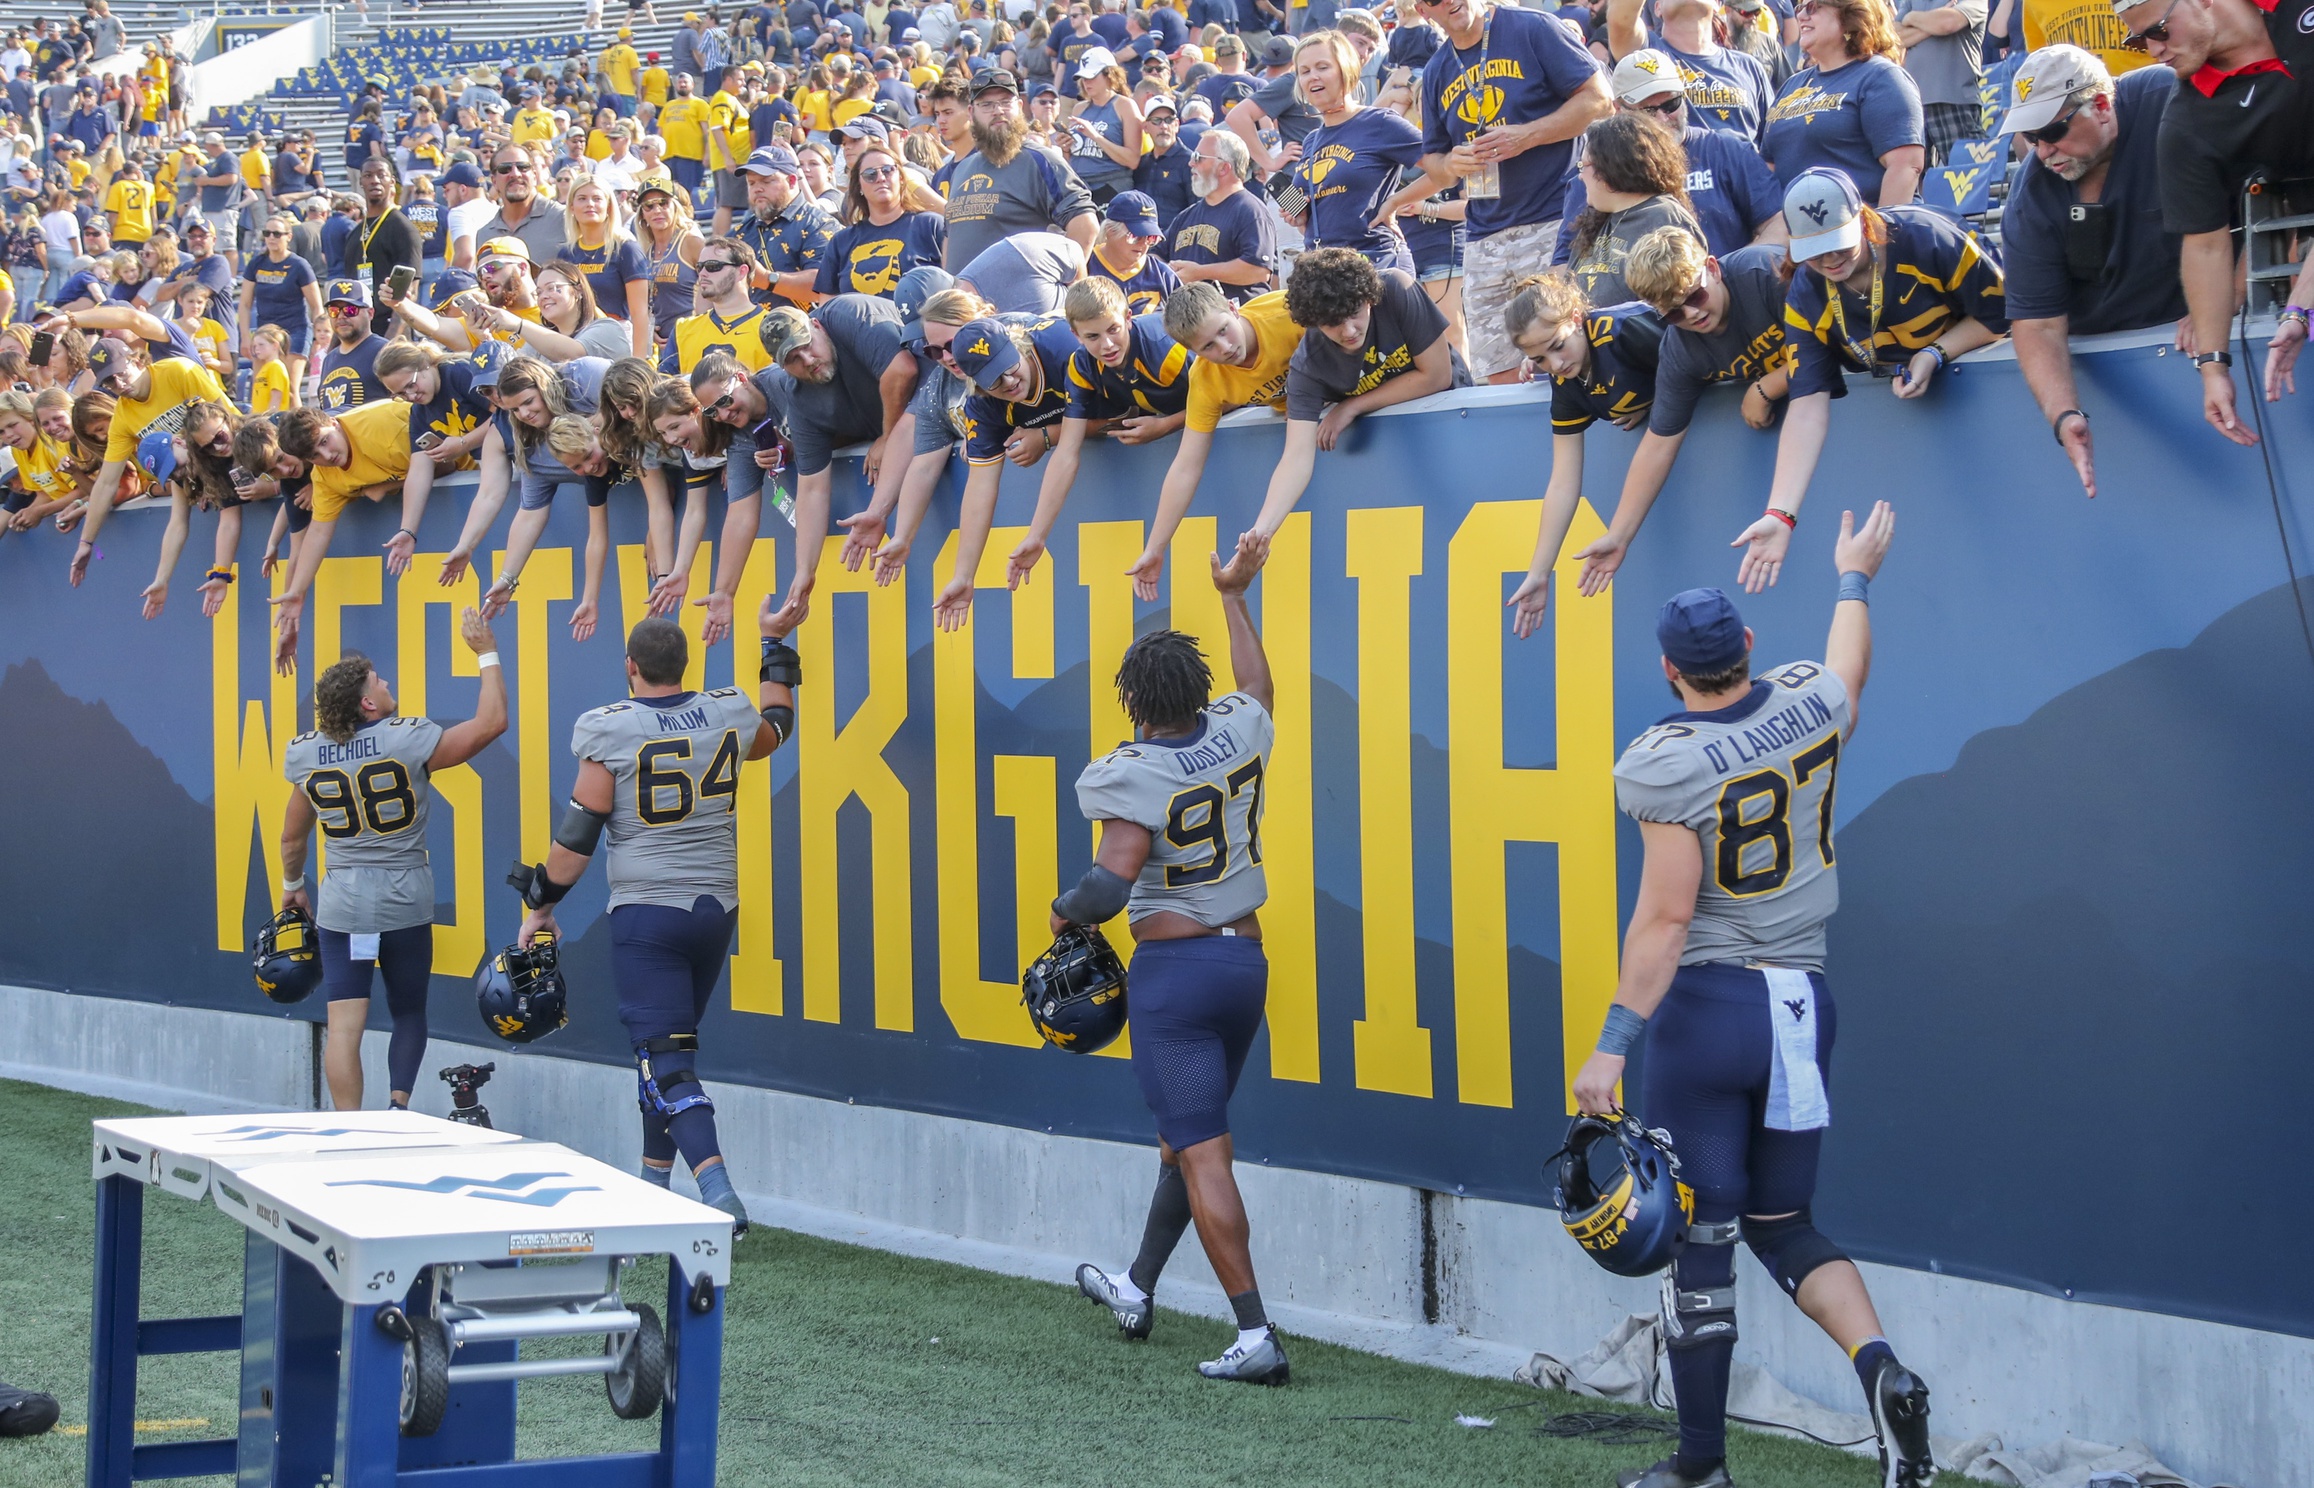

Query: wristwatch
[2189,350,2232,369]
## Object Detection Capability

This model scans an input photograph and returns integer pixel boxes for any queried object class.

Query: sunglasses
[493,162,531,174]
[697,259,744,274]
[1668,280,1712,325]
[261,228,288,237]
[2121,0,2180,50]
[856,163,898,183]
[329,302,367,314]
[2021,103,2085,146]
[708,376,747,414]
[1636,95,1683,117]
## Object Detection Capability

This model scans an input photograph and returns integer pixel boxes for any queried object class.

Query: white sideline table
[87,1110,731,1488]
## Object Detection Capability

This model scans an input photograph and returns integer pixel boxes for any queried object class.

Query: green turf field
[0,1079,1883,1487]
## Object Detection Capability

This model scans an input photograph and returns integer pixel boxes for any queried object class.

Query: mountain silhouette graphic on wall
[1819,580,2314,1337]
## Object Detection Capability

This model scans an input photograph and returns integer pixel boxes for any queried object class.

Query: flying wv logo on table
[212,1124,406,1142]
[327,1172,604,1206]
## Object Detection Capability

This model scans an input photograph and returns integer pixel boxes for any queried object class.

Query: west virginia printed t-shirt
[1285,269,1469,421]
[1294,107,1425,262]
[1760,55,1923,204]
[1419,5,1605,239]
[1183,291,1300,432]
[815,211,948,297]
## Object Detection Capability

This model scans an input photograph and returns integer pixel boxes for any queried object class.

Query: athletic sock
[693,1158,737,1210]
[1127,1161,1192,1297]
[639,1161,674,1189]
[1227,1287,1267,1332]
[1850,1336,1897,1392]
[1108,1269,1148,1304]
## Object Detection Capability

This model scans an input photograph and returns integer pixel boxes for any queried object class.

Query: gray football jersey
[1614,662,1851,972]
[571,687,762,912]
[284,715,445,935]
[1075,692,1274,927]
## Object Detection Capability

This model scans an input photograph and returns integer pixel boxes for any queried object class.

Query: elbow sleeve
[1052,864,1133,926]
[759,703,794,747]
[552,799,609,856]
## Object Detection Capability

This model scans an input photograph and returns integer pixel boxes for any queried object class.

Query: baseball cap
[758,305,816,365]
[1262,35,1294,68]
[1726,0,1765,12]
[1782,167,1864,261]
[200,129,223,145]
[1656,588,1749,676]
[740,144,801,175]
[441,160,485,188]
[135,426,178,485]
[894,264,956,346]
[467,339,513,388]
[1105,189,1161,238]
[1076,45,1117,77]
[946,317,1020,389]
[1027,81,1057,99]
[86,337,135,387]
[323,276,372,307]
[1141,92,1179,117]
[427,268,480,310]
[477,235,532,266]
[971,68,1020,97]
[618,24,632,35]
[836,116,890,141]
[900,25,921,39]
[634,178,676,201]
[1998,44,2105,135]
[1611,49,1685,106]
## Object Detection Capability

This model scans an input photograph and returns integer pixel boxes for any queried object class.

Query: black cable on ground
[2237,299,2314,676]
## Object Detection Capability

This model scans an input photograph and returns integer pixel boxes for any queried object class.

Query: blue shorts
[318,923,433,1007]
[1126,935,1267,1150]
[610,896,738,1043]
[1640,962,1836,1217]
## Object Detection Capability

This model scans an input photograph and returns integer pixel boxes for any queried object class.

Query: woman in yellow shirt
[830,72,876,129]
[797,64,835,136]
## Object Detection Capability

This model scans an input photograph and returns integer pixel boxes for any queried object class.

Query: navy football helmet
[251,907,323,1005]
[1022,926,1128,1053]
[475,935,569,1045]
[1551,1115,1695,1277]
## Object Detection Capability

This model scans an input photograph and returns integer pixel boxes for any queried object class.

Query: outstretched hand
[1211,529,1269,595]
[1730,514,1791,594]
[1831,501,1895,580]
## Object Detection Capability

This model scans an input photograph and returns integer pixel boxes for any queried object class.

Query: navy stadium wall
[1,329,2308,1341]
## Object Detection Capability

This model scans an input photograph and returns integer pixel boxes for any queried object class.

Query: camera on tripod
[439,1062,497,1128]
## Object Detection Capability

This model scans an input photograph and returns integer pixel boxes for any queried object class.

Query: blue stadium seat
[1921,161,1996,218]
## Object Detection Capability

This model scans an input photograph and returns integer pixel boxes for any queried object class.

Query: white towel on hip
[349,932,381,962]
[1761,967,1829,1132]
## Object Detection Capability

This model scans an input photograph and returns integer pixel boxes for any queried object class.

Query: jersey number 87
[1714,734,1837,897]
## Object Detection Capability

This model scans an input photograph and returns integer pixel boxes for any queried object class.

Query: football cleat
[1867,1358,1936,1488]
[1617,1460,1734,1488]
[1196,1327,1290,1386]
[708,1188,750,1238]
[1075,1263,1153,1340]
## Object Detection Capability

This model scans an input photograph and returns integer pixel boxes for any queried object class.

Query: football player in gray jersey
[1061,532,1292,1386]
[280,608,508,1111]
[1568,503,1934,1488]
[510,608,800,1233]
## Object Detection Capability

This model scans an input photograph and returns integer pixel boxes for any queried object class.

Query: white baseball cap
[1998,44,2107,136]
[1783,168,1865,261]
[1610,49,1685,106]
[1076,45,1117,77]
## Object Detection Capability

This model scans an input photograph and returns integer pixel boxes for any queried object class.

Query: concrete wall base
[4,984,2297,1484]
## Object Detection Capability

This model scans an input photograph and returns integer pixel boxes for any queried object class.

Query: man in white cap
[2114,0,2312,446]
[1603,0,1775,142]
[1996,43,2183,498]
[1598,51,1785,258]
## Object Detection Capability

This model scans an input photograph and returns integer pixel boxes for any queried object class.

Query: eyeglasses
[1792,0,1825,14]
[856,163,898,183]
[2120,0,2181,48]
[697,259,744,273]
[1667,280,1712,326]
[2020,103,2086,146]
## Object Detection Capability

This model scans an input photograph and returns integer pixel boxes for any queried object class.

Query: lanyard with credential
[1824,244,1884,370]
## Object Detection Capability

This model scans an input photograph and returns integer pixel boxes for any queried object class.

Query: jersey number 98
[305,761,418,839]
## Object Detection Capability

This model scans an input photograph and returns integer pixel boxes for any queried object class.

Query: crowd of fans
[0,0,2305,662]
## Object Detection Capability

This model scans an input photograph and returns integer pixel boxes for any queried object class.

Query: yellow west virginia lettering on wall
[934,526,1054,1047]
[211,563,296,951]
[1446,500,1619,1111]
[397,561,484,976]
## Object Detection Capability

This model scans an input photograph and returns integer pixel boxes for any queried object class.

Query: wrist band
[1838,570,1869,605]
[1764,507,1796,530]
[206,567,233,583]
[2283,306,2311,328]
[393,527,413,541]
[1596,1004,1647,1057]
[1923,343,1947,371]
[2052,408,2088,444]
[280,874,305,892]
[475,651,500,669]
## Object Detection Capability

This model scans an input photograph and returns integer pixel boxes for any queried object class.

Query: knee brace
[1661,1219,1739,1352]
[635,1034,714,1120]
[1742,1208,1848,1299]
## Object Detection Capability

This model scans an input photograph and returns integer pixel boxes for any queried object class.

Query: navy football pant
[319,924,433,1095]
[611,896,738,1173]
[1126,936,1267,1150]
[1642,962,1836,1466]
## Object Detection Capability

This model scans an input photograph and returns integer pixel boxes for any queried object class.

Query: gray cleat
[709,1188,750,1238]
[1197,1326,1290,1385]
[1075,1263,1153,1340]
[1618,1460,1734,1488]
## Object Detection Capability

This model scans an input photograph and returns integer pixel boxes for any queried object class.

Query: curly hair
[1116,628,1213,732]
[1567,112,1694,267]
[314,652,376,744]
[1284,246,1381,330]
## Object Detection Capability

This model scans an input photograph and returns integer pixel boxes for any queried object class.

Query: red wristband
[1764,507,1796,530]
